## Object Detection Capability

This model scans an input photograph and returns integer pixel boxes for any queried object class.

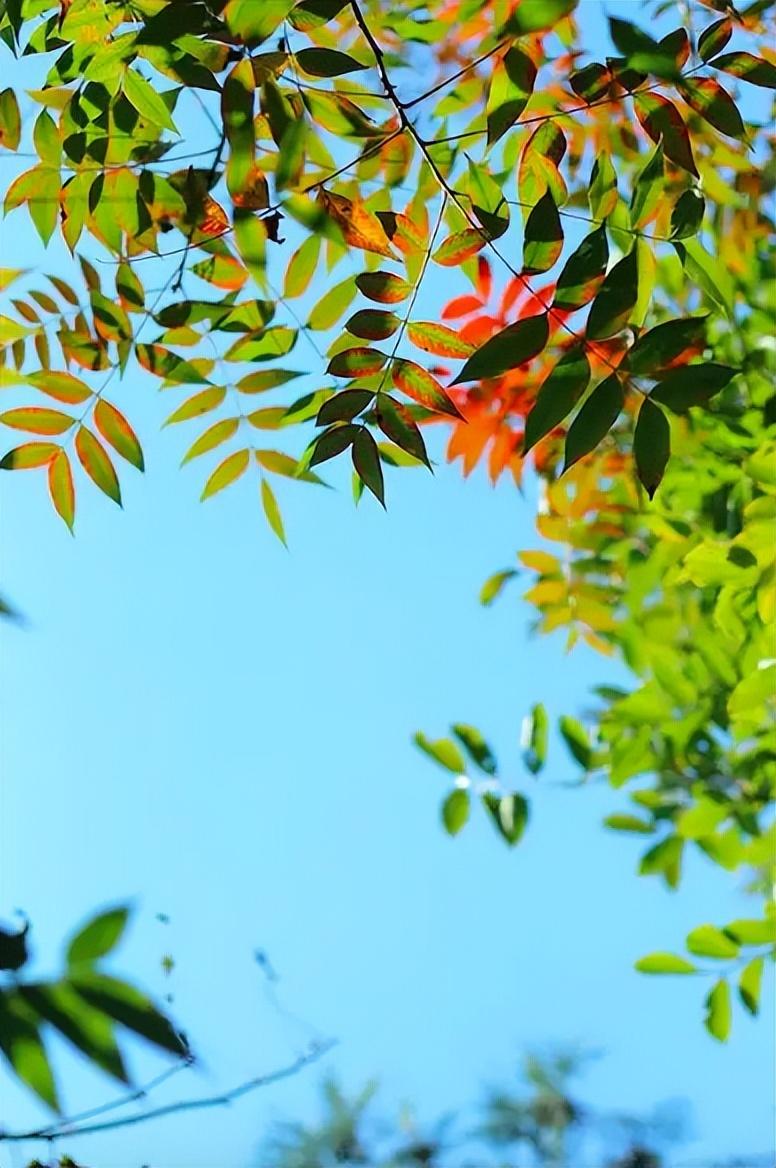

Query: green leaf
[260,477,286,545]
[521,703,548,775]
[563,375,623,472]
[626,316,707,376]
[670,189,705,240]
[704,979,732,1042]
[502,0,577,35]
[0,992,59,1111]
[295,48,366,77]
[558,715,592,768]
[686,925,739,959]
[650,363,737,413]
[224,0,296,44]
[19,981,129,1083]
[698,18,732,63]
[181,418,239,465]
[570,63,610,105]
[522,189,563,275]
[454,313,549,384]
[673,238,734,318]
[201,448,250,500]
[486,46,536,145]
[634,93,697,177]
[122,68,177,132]
[523,345,590,454]
[373,396,430,468]
[711,51,776,89]
[67,907,129,966]
[586,246,639,340]
[352,428,384,506]
[48,450,75,531]
[413,732,466,774]
[70,973,186,1056]
[588,152,618,220]
[482,792,529,846]
[724,918,775,946]
[441,788,470,836]
[346,310,400,342]
[317,390,374,426]
[452,724,498,776]
[0,88,22,151]
[639,834,683,889]
[634,397,670,500]
[604,814,655,834]
[679,77,746,141]
[0,922,28,971]
[739,957,764,1016]
[635,952,697,974]
[165,387,226,425]
[480,568,518,606]
[309,423,360,467]
[553,225,608,311]
[630,143,664,229]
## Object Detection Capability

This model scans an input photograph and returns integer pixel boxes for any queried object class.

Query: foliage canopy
[0,0,774,1126]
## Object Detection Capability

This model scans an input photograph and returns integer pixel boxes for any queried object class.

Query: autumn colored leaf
[392,359,463,418]
[94,401,144,471]
[374,395,430,467]
[75,426,122,505]
[711,52,776,89]
[346,310,400,341]
[48,448,75,530]
[317,190,396,258]
[327,348,387,378]
[407,322,474,359]
[432,229,486,267]
[200,448,250,500]
[522,189,563,275]
[0,407,72,435]
[0,443,58,470]
[355,271,411,304]
[634,93,698,177]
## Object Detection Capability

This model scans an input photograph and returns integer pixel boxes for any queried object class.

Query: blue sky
[1,3,773,1166]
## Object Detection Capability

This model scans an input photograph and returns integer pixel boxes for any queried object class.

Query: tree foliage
[0,0,774,1116]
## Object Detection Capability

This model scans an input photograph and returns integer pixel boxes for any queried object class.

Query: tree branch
[0,1039,336,1143]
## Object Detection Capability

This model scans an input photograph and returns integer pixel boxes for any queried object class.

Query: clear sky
[1,3,773,1167]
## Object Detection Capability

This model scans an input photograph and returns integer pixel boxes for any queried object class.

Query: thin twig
[0,1039,336,1143]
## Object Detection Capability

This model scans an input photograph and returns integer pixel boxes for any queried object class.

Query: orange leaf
[317,190,397,258]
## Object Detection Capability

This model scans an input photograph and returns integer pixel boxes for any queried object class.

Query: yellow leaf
[316,190,397,258]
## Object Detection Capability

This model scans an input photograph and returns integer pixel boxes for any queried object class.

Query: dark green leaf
[522,189,563,275]
[650,363,737,412]
[563,375,623,472]
[553,226,608,311]
[295,48,366,77]
[524,345,590,454]
[670,189,705,239]
[19,982,129,1084]
[482,792,529,846]
[452,724,498,776]
[634,397,670,499]
[316,390,374,425]
[522,703,548,775]
[453,313,549,384]
[352,428,384,506]
[586,246,639,339]
[373,395,430,468]
[626,316,707,376]
[711,51,776,89]
[310,424,360,465]
[70,973,186,1057]
[698,18,732,63]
